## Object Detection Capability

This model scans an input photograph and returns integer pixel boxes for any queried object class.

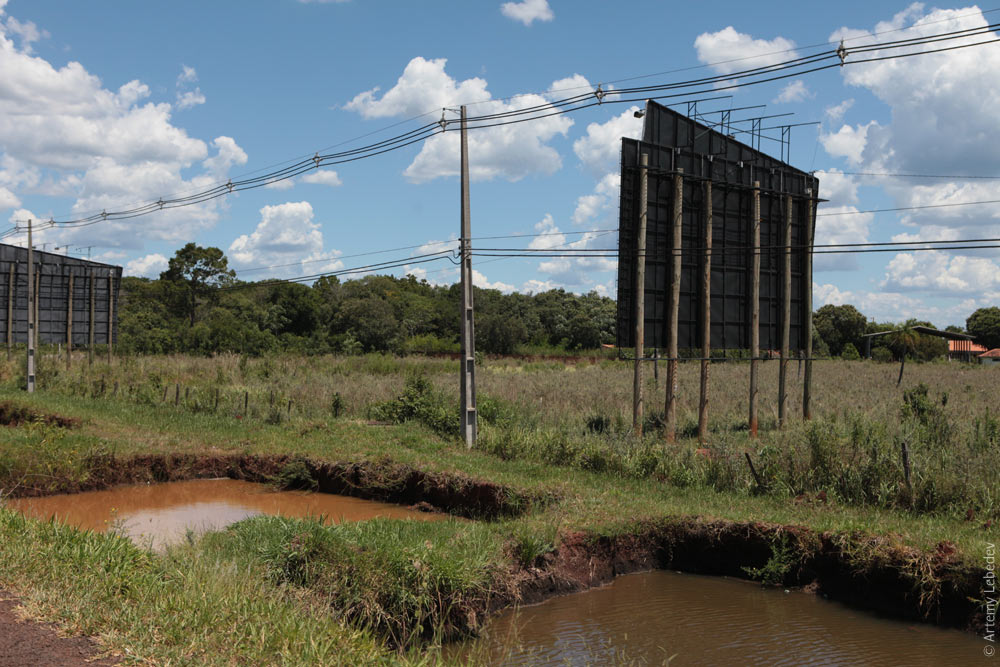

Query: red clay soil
[0,591,117,666]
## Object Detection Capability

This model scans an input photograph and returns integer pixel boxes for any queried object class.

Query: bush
[841,343,861,360]
[369,375,458,437]
[871,347,893,363]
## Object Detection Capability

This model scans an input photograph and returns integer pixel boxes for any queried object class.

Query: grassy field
[0,350,996,664]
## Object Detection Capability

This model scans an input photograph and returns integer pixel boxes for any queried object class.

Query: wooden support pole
[749,182,761,438]
[778,194,792,428]
[26,220,34,393]
[6,263,13,361]
[665,168,683,442]
[698,180,713,442]
[33,267,39,355]
[66,273,73,369]
[107,275,114,363]
[803,188,815,420]
[632,153,648,436]
[88,271,95,366]
[653,349,659,389]
[174,383,180,406]
[244,390,249,416]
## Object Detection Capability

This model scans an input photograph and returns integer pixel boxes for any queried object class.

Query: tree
[885,320,920,386]
[160,243,236,326]
[967,306,1000,350]
[814,304,867,357]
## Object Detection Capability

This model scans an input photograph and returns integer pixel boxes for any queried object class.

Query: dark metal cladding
[617,100,819,351]
[0,244,122,345]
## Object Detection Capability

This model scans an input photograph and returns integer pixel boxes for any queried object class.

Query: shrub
[369,374,458,437]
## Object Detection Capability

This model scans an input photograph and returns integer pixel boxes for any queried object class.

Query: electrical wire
[835,171,1000,179]
[15,21,997,229]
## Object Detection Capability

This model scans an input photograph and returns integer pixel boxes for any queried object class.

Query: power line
[231,228,617,276]
[16,20,998,229]
[816,198,1000,216]
[836,171,1000,179]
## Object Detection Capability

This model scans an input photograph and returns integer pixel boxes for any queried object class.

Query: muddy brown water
[7,479,442,548]
[450,570,982,666]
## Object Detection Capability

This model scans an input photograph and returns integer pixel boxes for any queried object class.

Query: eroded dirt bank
[2,448,989,639]
[510,520,988,635]
[5,452,541,520]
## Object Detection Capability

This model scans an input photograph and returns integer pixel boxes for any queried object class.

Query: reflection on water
[452,570,980,666]
[9,478,441,548]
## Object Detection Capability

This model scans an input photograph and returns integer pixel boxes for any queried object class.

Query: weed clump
[274,457,318,491]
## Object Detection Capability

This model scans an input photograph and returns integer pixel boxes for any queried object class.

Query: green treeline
[118,244,617,356]
[118,244,1000,359]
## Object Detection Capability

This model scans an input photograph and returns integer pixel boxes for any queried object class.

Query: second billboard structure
[617,100,820,353]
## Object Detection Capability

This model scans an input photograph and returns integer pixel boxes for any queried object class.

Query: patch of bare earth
[0,591,117,666]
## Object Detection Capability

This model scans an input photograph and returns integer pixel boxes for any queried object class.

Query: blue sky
[1,0,998,326]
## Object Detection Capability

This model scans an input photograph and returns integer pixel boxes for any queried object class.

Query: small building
[979,349,1000,366]
[948,339,987,362]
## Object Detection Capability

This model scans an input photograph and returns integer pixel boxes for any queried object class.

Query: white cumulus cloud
[125,253,168,277]
[694,27,797,76]
[500,0,553,26]
[772,79,813,104]
[345,57,574,183]
[572,106,643,177]
[300,169,342,187]
[229,201,343,277]
[0,7,248,250]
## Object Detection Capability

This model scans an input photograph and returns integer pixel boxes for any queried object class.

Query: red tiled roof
[979,348,1000,359]
[949,340,987,353]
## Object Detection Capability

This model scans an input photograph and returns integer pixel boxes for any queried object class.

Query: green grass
[0,352,996,663]
[0,509,398,665]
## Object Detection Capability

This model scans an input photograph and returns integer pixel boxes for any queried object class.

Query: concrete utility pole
[26,219,34,393]
[459,105,477,448]
[632,153,648,436]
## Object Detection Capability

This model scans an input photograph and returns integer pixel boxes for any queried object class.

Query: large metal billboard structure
[617,101,819,351]
[0,244,122,347]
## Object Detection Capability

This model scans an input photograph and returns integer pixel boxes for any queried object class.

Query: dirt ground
[0,591,117,667]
